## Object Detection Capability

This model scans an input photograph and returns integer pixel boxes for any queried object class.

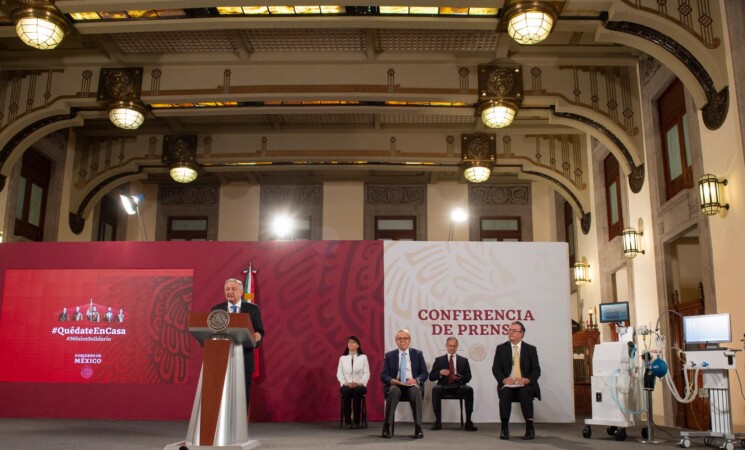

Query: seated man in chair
[492,320,541,440]
[380,329,428,439]
[429,336,477,431]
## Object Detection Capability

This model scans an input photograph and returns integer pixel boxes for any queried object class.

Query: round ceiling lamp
[504,1,558,45]
[169,163,199,183]
[478,100,518,128]
[108,101,147,130]
[462,162,492,183]
[12,7,68,50]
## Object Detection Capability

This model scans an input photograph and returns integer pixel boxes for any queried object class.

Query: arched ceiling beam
[597,6,729,129]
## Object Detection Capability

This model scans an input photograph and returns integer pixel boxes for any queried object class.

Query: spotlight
[272,214,294,240]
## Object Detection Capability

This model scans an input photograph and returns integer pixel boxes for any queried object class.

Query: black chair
[339,394,367,428]
[440,388,465,429]
[384,386,424,436]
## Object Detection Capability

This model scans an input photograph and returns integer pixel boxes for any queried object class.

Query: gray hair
[224,278,243,287]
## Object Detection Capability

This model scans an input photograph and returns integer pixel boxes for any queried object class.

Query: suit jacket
[380,347,428,395]
[211,301,265,372]
[428,353,472,385]
[492,340,541,400]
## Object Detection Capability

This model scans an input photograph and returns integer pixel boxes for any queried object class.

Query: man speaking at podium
[212,278,265,408]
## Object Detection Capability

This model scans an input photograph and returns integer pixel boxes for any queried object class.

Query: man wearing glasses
[380,329,428,439]
[492,321,541,440]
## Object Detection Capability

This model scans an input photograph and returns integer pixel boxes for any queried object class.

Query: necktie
[400,352,407,383]
[513,345,522,379]
[230,305,238,313]
[448,355,456,383]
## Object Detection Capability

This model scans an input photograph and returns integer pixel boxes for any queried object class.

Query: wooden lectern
[165,311,260,450]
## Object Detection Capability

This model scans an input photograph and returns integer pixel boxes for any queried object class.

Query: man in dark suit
[492,320,541,440]
[58,307,69,322]
[72,306,83,321]
[380,329,428,439]
[429,336,477,431]
[211,278,265,408]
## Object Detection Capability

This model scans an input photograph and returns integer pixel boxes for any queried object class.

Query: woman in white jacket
[336,335,370,428]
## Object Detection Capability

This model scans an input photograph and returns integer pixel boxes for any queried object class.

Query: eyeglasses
[395,337,411,341]
[507,329,523,334]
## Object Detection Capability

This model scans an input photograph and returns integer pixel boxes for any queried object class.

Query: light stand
[120,194,149,241]
[448,207,467,241]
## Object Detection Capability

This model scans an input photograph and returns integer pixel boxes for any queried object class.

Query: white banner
[384,241,574,423]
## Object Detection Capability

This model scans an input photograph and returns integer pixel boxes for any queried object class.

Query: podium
[165,310,260,450]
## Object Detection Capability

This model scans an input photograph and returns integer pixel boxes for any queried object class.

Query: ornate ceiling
[0,0,731,227]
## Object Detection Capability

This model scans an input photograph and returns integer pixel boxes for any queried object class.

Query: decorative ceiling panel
[376,29,498,52]
[177,115,272,125]
[278,113,374,124]
[380,114,476,124]
[112,31,238,53]
[240,29,366,52]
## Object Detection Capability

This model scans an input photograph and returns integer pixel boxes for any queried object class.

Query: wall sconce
[461,133,496,183]
[622,218,645,258]
[97,67,147,130]
[0,230,4,243]
[3,1,69,50]
[698,174,729,216]
[503,0,558,45]
[162,135,199,183]
[573,257,590,285]
[477,60,523,129]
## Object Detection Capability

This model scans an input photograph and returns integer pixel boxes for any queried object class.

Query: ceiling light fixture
[477,60,523,129]
[10,2,68,50]
[108,100,147,130]
[461,133,496,183]
[503,0,558,45]
[162,135,199,184]
[97,67,147,130]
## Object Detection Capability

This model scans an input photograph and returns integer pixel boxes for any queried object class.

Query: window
[14,149,51,241]
[658,78,693,200]
[480,217,520,241]
[564,201,576,266]
[375,216,416,240]
[291,216,312,240]
[604,154,624,240]
[97,196,118,241]
[167,216,208,241]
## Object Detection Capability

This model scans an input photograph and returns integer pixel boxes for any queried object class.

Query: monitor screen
[598,301,630,323]
[683,313,731,345]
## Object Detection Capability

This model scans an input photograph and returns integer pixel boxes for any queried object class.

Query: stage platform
[0,418,700,449]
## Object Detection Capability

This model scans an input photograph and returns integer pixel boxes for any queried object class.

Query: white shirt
[336,353,370,387]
